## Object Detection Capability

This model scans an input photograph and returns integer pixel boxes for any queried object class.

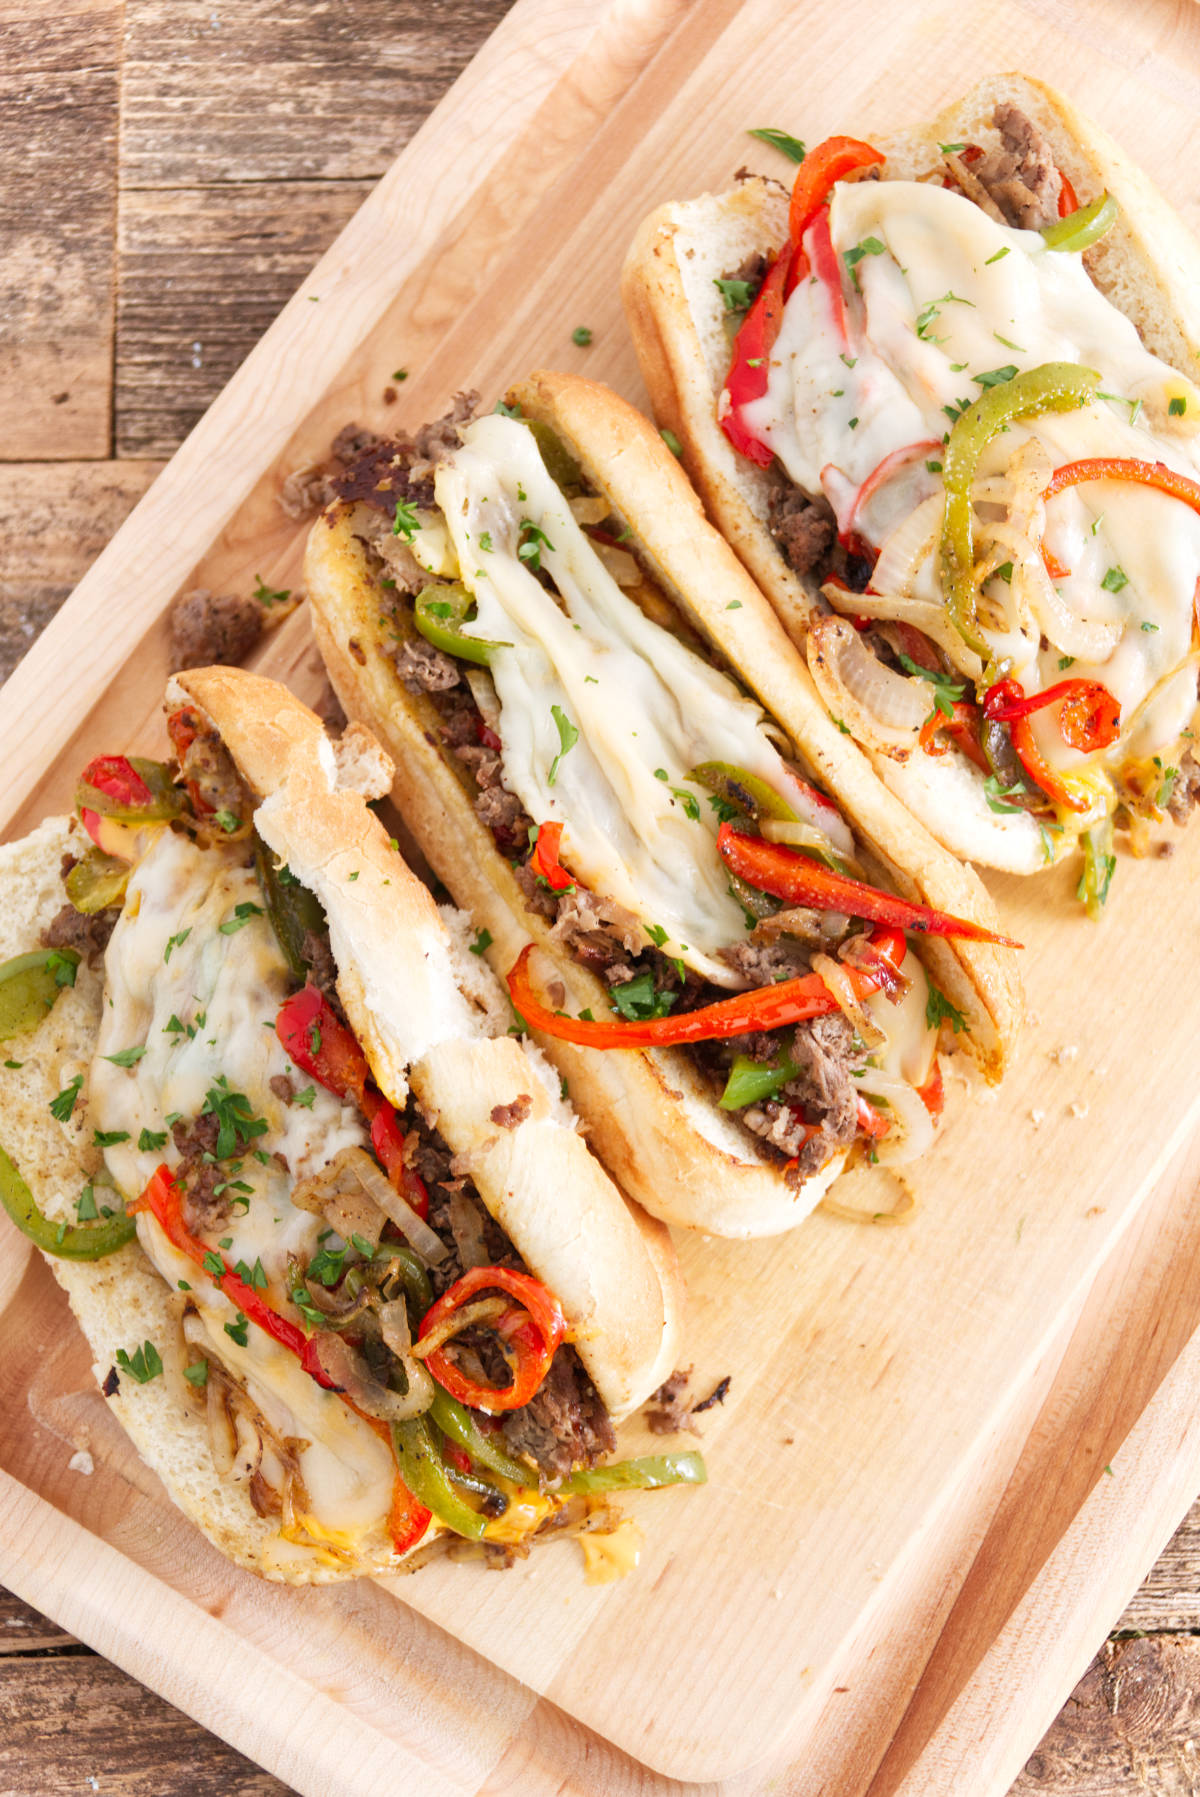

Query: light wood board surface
[5,0,1200,1791]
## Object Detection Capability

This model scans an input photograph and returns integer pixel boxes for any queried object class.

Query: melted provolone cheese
[91,830,397,1549]
[746,178,1200,795]
[435,414,823,987]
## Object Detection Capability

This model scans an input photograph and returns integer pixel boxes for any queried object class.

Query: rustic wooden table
[4,1,1200,1791]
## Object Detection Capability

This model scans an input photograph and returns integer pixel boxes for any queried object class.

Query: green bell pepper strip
[381,1243,435,1316]
[688,761,798,822]
[75,755,181,824]
[523,419,584,492]
[1076,818,1116,919]
[391,1414,490,1539]
[0,1144,136,1259]
[0,949,80,1040]
[563,1450,708,1495]
[1040,191,1118,253]
[254,838,328,982]
[413,583,511,667]
[940,362,1101,659]
[65,849,129,915]
[428,1387,533,1486]
[719,1053,801,1112]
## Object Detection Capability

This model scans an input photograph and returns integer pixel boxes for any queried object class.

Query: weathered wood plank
[120,0,513,186]
[0,1589,77,1657]
[0,462,162,684]
[1013,1638,1200,1793]
[1118,1497,1200,1634]
[115,183,373,458]
[0,1,119,458]
[0,1657,296,1795]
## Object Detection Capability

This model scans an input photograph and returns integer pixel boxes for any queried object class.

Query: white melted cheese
[746,178,1200,782]
[434,414,817,987]
[91,830,395,1546]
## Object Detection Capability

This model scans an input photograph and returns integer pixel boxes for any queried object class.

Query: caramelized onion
[306,1330,434,1421]
[810,951,886,1049]
[806,615,927,755]
[344,1148,449,1266]
[855,1072,935,1167]
[410,1296,509,1359]
[820,584,984,684]
[870,493,943,598]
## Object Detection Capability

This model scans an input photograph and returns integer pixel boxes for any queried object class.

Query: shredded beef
[175,712,252,822]
[269,1074,295,1106]
[502,1348,616,1482]
[393,638,462,695]
[693,1375,731,1414]
[279,463,339,520]
[720,937,813,984]
[645,1368,700,1437]
[329,395,478,516]
[169,587,264,671]
[751,906,844,948]
[301,929,340,1005]
[452,740,533,853]
[781,1014,858,1133]
[513,861,561,921]
[490,1095,532,1130]
[768,485,838,577]
[171,1114,231,1234]
[331,423,382,462]
[974,103,1062,230]
[549,888,645,972]
[1168,749,1200,823]
[436,687,482,750]
[41,902,118,965]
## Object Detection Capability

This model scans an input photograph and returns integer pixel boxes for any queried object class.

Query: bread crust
[2,674,684,1583]
[620,73,1200,878]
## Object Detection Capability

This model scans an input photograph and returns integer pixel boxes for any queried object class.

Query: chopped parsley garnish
[993,333,1024,352]
[747,126,806,163]
[183,1361,209,1387]
[201,1077,269,1158]
[218,900,264,936]
[478,531,493,553]
[234,1257,268,1292]
[925,984,967,1035]
[571,325,593,346]
[1058,655,1076,670]
[938,141,966,154]
[517,519,554,571]
[224,1313,249,1348]
[292,1084,317,1109]
[726,600,742,610]
[1142,621,1159,632]
[164,1014,185,1035]
[714,277,755,313]
[138,1127,168,1152]
[1170,396,1188,417]
[75,1186,98,1222]
[984,247,1010,264]
[925,459,943,474]
[1157,765,1179,808]
[993,562,1014,583]
[843,237,886,284]
[547,704,579,786]
[831,716,850,735]
[307,1242,348,1287]
[202,1250,225,1278]
[916,290,975,341]
[392,368,408,382]
[897,654,966,719]
[660,429,682,458]
[392,499,420,541]
[4,1060,23,1070]
[1100,566,1128,593]
[983,775,1028,815]
[46,951,78,988]
[942,397,972,424]
[212,810,241,835]
[50,1074,84,1122]
[252,574,290,607]
[973,365,1018,389]
[290,1283,327,1329]
[93,1129,130,1147]
[103,1045,147,1068]
[706,791,740,824]
[609,972,678,1022]
[494,400,522,418]
[469,928,492,956]
[116,1341,163,1385]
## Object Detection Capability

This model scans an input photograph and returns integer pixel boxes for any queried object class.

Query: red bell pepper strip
[803,206,850,345]
[131,1164,432,1554]
[166,707,213,816]
[918,702,991,775]
[529,821,575,893]
[80,756,154,810]
[276,986,430,1219]
[855,1093,891,1139]
[982,678,1121,753]
[507,928,906,1050]
[917,1059,945,1119]
[786,136,885,273]
[721,241,795,468]
[1058,172,1079,217]
[1040,545,1071,580]
[418,1266,567,1414]
[1044,457,1200,518]
[716,823,1020,945]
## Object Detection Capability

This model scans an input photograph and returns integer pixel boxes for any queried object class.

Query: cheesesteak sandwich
[622,74,1200,906]
[304,370,1022,1240]
[0,667,695,1582]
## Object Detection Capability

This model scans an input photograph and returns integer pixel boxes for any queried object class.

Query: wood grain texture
[0,461,161,683]
[1013,1640,1200,1793]
[1120,1499,1200,1634]
[0,1,119,458]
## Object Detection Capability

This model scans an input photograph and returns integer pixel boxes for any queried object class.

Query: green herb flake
[993,333,1025,352]
[983,775,1027,815]
[93,1129,130,1147]
[292,1084,317,1109]
[46,951,78,989]
[1141,621,1159,631]
[103,1045,148,1068]
[116,1341,163,1385]
[925,984,967,1035]
[898,653,966,719]
[517,519,554,572]
[1101,566,1129,593]
[547,704,579,786]
[252,574,290,608]
[747,127,806,164]
[218,900,265,937]
[1058,655,1076,670]
[4,1060,23,1070]
[660,429,683,458]
[138,1127,168,1152]
[925,459,943,474]
[571,325,593,346]
[1170,396,1188,417]
[478,531,493,553]
[938,141,966,154]
[75,1185,98,1222]
[234,1257,268,1292]
[973,364,1018,389]
[50,1074,84,1123]
[183,1360,209,1387]
[201,1076,269,1158]
[609,971,678,1022]
[985,247,1010,264]
[1157,765,1179,808]
[392,498,420,541]
[224,1312,250,1348]
[843,236,886,272]
[469,928,492,956]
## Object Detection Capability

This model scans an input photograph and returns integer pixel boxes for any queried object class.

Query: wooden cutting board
[4,0,1200,1790]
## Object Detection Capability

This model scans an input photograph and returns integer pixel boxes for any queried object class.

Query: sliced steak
[502,1348,616,1483]
[169,587,264,671]
[393,638,462,695]
[768,485,838,577]
[974,103,1062,230]
[41,903,118,966]
[781,1013,858,1135]
[171,1114,231,1234]
[720,937,813,984]
[549,887,645,972]
[1168,749,1200,823]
